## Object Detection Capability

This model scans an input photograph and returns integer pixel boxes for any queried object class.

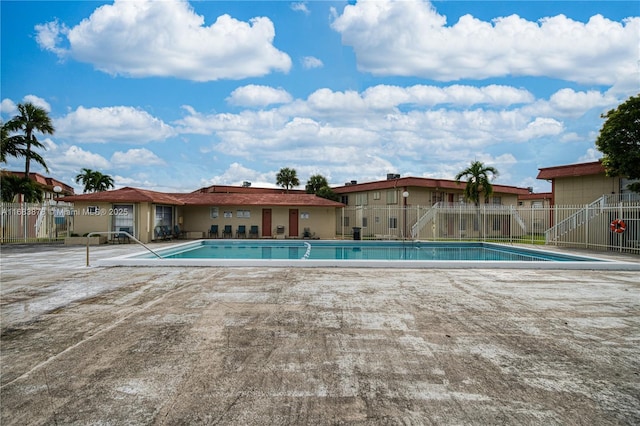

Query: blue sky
[2,0,638,193]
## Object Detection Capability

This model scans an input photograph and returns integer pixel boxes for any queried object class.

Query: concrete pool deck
[1,243,639,424]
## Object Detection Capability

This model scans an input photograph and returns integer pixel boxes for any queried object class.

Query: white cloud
[56,146,111,170]
[35,0,291,81]
[201,162,280,188]
[301,56,323,69]
[332,0,639,86]
[291,2,310,15]
[56,106,175,143]
[111,148,165,167]
[579,148,602,163]
[525,88,620,118]
[226,85,293,107]
[176,84,567,173]
[22,95,52,112]
[1,96,51,115]
[34,20,68,57]
[1,99,16,114]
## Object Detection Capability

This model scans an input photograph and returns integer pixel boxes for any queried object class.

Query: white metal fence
[1,202,74,243]
[337,201,640,254]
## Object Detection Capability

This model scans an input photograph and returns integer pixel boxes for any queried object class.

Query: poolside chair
[222,225,232,238]
[173,224,186,239]
[302,227,320,240]
[208,224,219,238]
[154,225,172,240]
[236,225,246,238]
[249,225,259,238]
[114,227,131,244]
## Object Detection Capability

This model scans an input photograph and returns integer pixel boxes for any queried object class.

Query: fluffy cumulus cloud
[35,0,291,81]
[56,145,111,170]
[331,0,639,86]
[1,95,51,114]
[175,83,575,181]
[111,148,165,167]
[201,162,281,188]
[226,85,293,107]
[56,106,175,143]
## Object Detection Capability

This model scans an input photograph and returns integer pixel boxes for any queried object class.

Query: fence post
[585,204,589,249]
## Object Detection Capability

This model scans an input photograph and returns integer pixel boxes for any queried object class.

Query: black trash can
[352,227,361,240]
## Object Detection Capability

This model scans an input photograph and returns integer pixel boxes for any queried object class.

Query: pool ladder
[85,231,163,266]
[302,242,311,259]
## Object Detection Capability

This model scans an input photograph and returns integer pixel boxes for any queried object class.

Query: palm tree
[3,103,54,176]
[455,161,499,239]
[305,174,339,201]
[0,174,43,203]
[92,171,115,192]
[75,168,115,193]
[305,174,329,194]
[455,161,499,206]
[276,167,300,193]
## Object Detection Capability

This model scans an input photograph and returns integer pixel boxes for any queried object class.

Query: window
[355,193,368,206]
[389,217,398,229]
[362,217,368,228]
[236,210,250,218]
[341,195,349,205]
[492,196,502,205]
[155,205,173,227]
[386,190,398,204]
[373,191,380,200]
[532,201,543,209]
[210,207,219,218]
[343,216,350,227]
[113,204,134,232]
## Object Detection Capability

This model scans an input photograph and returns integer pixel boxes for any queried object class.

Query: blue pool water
[136,240,598,262]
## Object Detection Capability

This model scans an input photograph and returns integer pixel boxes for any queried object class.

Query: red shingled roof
[62,187,185,204]
[3,171,75,195]
[536,161,605,180]
[334,176,530,195]
[192,185,304,194]
[177,192,344,207]
[518,192,552,201]
[61,187,344,207]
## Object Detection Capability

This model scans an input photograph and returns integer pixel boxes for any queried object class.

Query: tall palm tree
[75,168,115,193]
[455,161,499,206]
[276,167,299,193]
[3,103,54,176]
[455,161,499,239]
[92,171,115,192]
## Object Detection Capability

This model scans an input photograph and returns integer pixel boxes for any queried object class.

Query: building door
[289,209,299,238]
[262,209,272,237]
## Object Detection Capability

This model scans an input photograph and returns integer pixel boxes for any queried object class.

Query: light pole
[402,190,409,239]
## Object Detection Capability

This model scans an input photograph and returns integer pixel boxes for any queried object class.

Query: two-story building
[332,174,531,239]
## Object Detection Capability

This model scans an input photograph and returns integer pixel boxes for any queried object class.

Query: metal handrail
[86,231,163,266]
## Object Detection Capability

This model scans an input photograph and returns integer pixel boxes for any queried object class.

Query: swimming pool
[97,240,637,270]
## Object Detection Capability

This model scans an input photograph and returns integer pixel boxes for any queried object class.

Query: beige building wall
[554,175,620,205]
[345,186,520,208]
[70,202,117,238]
[70,201,155,243]
[181,205,338,239]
